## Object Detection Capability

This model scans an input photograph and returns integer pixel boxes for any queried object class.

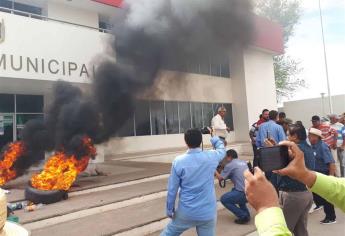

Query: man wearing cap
[311,115,337,149]
[329,114,345,177]
[211,106,230,145]
[308,128,337,224]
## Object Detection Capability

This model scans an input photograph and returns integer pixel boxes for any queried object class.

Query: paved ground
[3,148,345,236]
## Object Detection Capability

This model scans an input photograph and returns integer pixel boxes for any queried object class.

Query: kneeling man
[216,150,250,224]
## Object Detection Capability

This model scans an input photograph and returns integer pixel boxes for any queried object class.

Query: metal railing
[0,6,111,33]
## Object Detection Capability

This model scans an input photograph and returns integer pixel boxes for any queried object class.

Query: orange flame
[31,137,96,191]
[0,142,25,186]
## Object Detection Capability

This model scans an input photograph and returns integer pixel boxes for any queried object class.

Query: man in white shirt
[211,106,230,145]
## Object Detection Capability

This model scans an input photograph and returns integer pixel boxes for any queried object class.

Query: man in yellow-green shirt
[244,141,345,236]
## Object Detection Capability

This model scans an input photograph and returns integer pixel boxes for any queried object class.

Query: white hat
[0,189,29,236]
[309,128,324,139]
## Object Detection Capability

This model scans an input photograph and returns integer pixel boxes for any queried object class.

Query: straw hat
[0,189,29,236]
[309,128,324,139]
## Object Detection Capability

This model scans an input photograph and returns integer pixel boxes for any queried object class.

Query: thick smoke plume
[0,0,254,177]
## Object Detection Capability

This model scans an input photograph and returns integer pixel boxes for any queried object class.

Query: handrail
[0,6,111,33]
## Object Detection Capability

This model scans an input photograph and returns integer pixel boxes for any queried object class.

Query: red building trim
[253,15,284,55]
[92,0,123,8]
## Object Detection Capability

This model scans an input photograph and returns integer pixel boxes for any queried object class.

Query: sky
[283,0,345,103]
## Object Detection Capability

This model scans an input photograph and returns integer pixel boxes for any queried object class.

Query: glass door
[0,114,14,150]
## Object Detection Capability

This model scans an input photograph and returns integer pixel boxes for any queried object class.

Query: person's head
[308,128,323,145]
[282,118,293,133]
[311,115,321,128]
[259,114,263,119]
[269,110,279,121]
[225,149,238,161]
[328,114,339,124]
[262,109,269,121]
[295,120,303,126]
[218,106,227,118]
[288,124,307,143]
[341,113,345,125]
[184,129,202,149]
[278,112,286,121]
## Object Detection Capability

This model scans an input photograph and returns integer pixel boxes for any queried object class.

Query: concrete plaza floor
[2,148,345,236]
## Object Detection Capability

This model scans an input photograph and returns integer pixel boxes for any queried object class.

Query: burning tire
[25,186,68,204]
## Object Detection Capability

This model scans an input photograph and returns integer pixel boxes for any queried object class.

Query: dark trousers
[313,170,336,221]
[252,144,259,167]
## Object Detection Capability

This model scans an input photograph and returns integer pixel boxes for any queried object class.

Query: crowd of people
[160,106,345,236]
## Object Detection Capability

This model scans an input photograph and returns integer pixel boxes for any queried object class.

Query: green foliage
[255,0,306,101]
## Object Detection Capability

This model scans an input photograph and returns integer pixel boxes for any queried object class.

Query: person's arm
[244,168,292,236]
[166,163,180,218]
[210,136,226,162]
[278,126,287,143]
[256,127,262,147]
[322,143,336,176]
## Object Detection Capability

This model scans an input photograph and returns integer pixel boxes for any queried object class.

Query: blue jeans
[160,211,216,236]
[220,188,250,220]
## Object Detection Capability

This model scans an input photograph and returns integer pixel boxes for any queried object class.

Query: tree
[254,0,305,101]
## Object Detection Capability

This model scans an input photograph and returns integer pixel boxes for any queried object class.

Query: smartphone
[257,146,289,172]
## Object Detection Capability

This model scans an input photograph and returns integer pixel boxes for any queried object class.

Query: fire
[0,142,25,186]
[31,137,96,191]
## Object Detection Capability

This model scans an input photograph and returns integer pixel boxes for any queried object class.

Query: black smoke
[1,0,254,177]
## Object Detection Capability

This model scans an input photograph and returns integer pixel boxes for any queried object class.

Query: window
[165,101,179,134]
[0,0,42,18]
[117,116,135,137]
[0,94,14,113]
[16,95,43,113]
[191,102,203,129]
[179,102,191,133]
[202,103,214,127]
[150,101,166,135]
[134,100,150,136]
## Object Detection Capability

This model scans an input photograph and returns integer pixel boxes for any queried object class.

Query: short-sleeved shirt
[312,140,335,172]
[221,159,248,192]
[314,124,337,147]
[330,122,344,147]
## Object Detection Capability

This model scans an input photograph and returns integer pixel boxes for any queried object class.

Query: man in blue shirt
[215,149,250,224]
[256,110,286,189]
[256,110,286,148]
[161,129,226,236]
[308,128,337,224]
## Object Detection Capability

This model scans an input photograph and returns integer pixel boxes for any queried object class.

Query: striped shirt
[314,124,337,148]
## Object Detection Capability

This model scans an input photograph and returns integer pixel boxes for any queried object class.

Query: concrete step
[26,182,238,236]
[16,176,169,225]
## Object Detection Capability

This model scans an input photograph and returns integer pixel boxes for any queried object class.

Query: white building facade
[0,0,284,155]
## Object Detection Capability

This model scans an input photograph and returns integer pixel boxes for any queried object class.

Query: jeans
[160,211,216,236]
[220,188,250,220]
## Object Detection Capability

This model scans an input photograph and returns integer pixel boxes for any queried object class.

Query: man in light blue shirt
[256,110,286,189]
[161,129,226,236]
[256,110,286,148]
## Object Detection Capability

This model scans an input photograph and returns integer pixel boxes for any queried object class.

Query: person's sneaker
[234,217,250,225]
[309,205,323,214]
[320,219,337,225]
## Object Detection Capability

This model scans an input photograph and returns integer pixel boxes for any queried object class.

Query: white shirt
[211,114,228,138]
